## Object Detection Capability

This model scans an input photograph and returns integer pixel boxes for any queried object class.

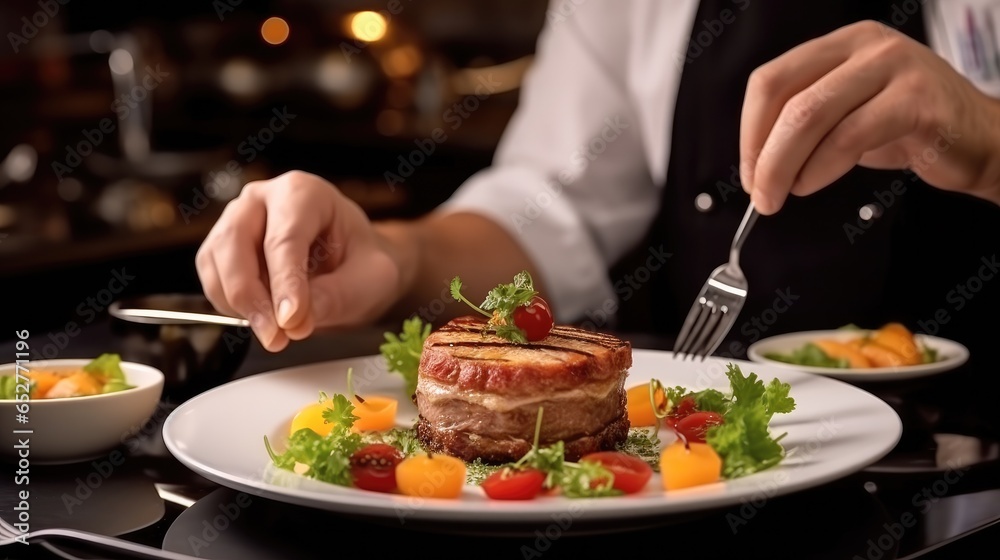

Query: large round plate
[747,330,969,382]
[162,350,901,524]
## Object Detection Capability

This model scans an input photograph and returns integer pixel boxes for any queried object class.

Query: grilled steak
[415,316,631,463]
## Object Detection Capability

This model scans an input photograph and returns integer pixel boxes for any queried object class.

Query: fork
[673,202,759,361]
[0,515,199,560]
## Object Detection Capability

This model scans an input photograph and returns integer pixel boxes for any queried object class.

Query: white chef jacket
[441,0,1000,323]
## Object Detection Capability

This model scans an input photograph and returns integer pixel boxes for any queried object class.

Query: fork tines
[673,297,729,361]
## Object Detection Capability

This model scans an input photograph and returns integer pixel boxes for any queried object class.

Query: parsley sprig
[652,363,796,479]
[379,316,431,396]
[264,391,363,486]
[502,408,621,498]
[449,270,538,343]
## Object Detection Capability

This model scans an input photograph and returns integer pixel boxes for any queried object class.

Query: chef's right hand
[196,171,402,352]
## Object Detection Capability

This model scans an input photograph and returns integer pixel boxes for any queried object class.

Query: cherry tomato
[664,395,697,428]
[481,467,546,500]
[512,296,554,341]
[579,451,653,494]
[349,443,404,493]
[673,411,724,444]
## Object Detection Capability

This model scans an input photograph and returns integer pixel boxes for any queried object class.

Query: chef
[195,0,1000,360]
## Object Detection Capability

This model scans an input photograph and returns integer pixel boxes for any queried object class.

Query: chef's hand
[195,171,402,352]
[740,20,1000,214]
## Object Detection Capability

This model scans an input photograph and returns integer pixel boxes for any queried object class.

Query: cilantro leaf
[763,377,795,418]
[482,271,537,313]
[665,386,690,410]
[450,271,541,344]
[560,461,621,498]
[379,316,431,395]
[322,393,358,430]
[706,364,795,478]
[265,392,364,486]
[693,389,730,415]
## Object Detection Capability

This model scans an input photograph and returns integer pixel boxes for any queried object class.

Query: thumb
[309,249,401,328]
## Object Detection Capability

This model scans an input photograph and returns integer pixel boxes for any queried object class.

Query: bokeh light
[350,11,387,42]
[261,17,290,45]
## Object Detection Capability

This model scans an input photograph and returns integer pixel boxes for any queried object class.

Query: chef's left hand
[740,20,1000,214]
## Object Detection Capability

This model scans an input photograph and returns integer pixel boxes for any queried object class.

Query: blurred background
[0,0,546,334]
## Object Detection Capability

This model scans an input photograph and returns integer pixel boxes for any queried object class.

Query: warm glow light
[261,17,290,45]
[350,11,387,42]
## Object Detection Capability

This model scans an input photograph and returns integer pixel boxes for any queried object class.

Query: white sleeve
[925,0,1000,97]
[439,1,659,323]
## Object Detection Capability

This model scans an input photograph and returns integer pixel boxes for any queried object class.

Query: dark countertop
[2,316,999,559]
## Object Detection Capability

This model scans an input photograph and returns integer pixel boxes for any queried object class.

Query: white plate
[747,330,969,382]
[163,350,901,524]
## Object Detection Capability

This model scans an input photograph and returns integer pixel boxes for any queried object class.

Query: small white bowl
[0,359,164,464]
[747,330,969,382]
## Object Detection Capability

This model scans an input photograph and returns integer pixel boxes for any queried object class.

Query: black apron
[611,0,1000,364]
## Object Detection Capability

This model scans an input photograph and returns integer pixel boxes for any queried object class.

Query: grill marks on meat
[415,316,631,463]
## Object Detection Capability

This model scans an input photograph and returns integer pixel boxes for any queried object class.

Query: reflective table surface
[2,318,999,559]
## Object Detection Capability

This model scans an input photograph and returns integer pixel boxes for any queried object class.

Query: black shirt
[610,0,1000,367]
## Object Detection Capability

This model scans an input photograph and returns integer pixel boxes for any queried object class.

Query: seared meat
[415,316,631,463]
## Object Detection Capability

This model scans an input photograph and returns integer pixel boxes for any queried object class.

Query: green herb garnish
[654,364,796,479]
[265,392,363,486]
[379,316,431,396]
[450,271,538,344]
[764,342,848,368]
[616,428,662,472]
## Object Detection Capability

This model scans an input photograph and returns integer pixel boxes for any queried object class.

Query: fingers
[740,21,910,214]
[750,54,889,213]
[790,84,918,196]
[739,24,862,195]
[309,248,399,329]
[203,194,290,352]
[261,176,330,338]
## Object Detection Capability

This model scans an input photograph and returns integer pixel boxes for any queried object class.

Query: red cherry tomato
[512,296,554,341]
[664,395,697,428]
[579,451,654,494]
[350,443,404,493]
[673,411,725,444]
[481,467,546,500]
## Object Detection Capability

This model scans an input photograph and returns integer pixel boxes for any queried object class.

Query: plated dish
[747,325,969,381]
[162,349,902,523]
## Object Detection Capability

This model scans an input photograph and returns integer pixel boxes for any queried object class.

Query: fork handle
[32,528,200,559]
[730,203,759,268]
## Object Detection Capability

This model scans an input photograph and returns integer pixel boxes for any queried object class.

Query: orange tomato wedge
[813,339,872,368]
[351,395,398,432]
[660,441,722,491]
[626,382,666,427]
[28,371,61,398]
[396,453,466,499]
